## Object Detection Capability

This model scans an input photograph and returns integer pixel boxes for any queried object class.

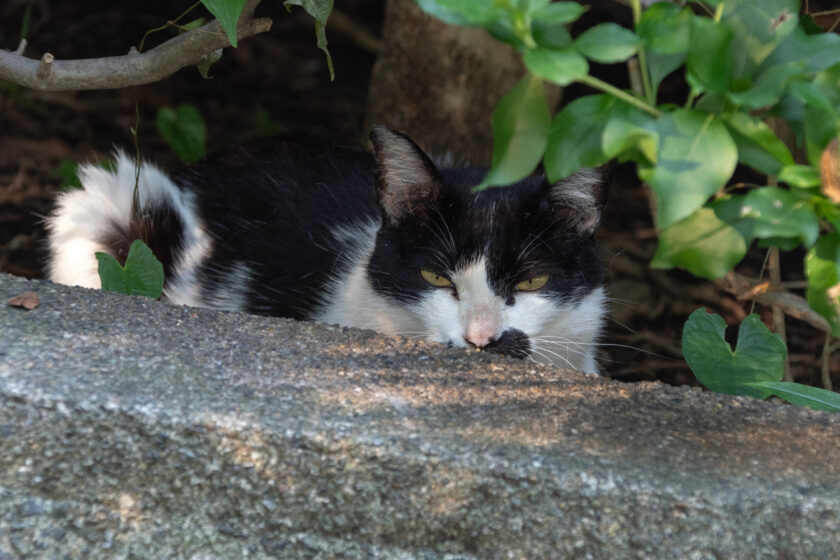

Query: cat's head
[367,125,607,372]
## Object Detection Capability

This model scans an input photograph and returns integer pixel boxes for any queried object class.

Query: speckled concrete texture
[1,272,839,559]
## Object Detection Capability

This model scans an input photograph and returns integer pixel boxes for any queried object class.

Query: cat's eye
[420,269,453,288]
[515,274,549,291]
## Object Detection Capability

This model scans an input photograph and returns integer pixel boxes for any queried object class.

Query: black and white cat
[47,126,607,372]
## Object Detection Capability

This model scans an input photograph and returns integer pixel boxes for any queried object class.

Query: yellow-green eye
[515,274,549,291]
[421,269,453,288]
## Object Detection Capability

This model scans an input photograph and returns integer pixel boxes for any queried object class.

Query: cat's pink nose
[464,323,497,348]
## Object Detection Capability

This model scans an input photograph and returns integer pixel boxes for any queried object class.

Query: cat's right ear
[546,166,609,235]
[370,125,442,227]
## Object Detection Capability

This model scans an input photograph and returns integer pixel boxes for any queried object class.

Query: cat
[46,126,608,372]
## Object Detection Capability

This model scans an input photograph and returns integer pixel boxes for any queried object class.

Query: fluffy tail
[46,152,210,302]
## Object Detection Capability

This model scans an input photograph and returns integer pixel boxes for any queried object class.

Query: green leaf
[742,187,820,247]
[415,0,506,25]
[522,48,588,87]
[530,2,583,25]
[197,48,223,79]
[652,207,749,279]
[201,0,248,47]
[778,164,821,188]
[763,27,840,73]
[646,51,686,100]
[474,75,550,190]
[531,21,573,49]
[682,310,787,400]
[156,104,207,163]
[721,0,799,77]
[687,16,733,93]
[601,103,659,163]
[722,112,794,176]
[747,381,840,412]
[639,109,737,229]
[805,234,840,337]
[96,240,164,299]
[727,62,807,109]
[544,94,617,182]
[284,0,334,80]
[637,3,691,55]
[573,23,640,64]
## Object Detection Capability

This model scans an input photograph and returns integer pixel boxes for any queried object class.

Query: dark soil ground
[1,0,838,389]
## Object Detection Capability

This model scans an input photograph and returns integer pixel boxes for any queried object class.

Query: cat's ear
[545,166,609,235]
[370,125,442,226]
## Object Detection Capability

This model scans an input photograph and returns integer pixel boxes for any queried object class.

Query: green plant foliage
[544,94,617,182]
[284,0,334,80]
[475,74,550,191]
[723,112,794,176]
[418,0,840,409]
[96,240,164,299]
[686,16,733,94]
[741,187,819,247]
[200,0,248,47]
[682,310,787,400]
[652,207,749,279]
[156,104,207,163]
[746,381,840,412]
[522,48,588,86]
[806,234,840,337]
[573,23,640,64]
[638,109,737,229]
[53,159,116,191]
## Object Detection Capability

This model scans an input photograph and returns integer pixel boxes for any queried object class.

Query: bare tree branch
[717,272,833,334]
[0,1,271,91]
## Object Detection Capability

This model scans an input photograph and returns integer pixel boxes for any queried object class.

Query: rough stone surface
[1,271,839,559]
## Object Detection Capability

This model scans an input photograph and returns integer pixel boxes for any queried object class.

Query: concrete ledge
[1,272,839,558]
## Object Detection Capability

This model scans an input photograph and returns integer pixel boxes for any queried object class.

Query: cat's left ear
[370,125,442,227]
[545,166,609,235]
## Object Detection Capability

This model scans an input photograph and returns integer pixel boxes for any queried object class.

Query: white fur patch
[47,152,211,304]
[315,219,430,335]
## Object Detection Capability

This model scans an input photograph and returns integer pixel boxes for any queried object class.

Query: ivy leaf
[156,104,207,163]
[522,48,589,87]
[742,187,820,247]
[544,94,617,182]
[96,240,164,299]
[285,0,334,80]
[639,109,737,229]
[573,23,641,64]
[201,0,248,47]
[651,207,749,279]
[747,381,840,412]
[806,234,840,337]
[722,112,794,176]
[682,310,787,400]
[474,75,550,191]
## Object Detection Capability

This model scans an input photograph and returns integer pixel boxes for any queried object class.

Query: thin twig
[718,272,832,335]
[821,332,833,391]
[768,247,792,381]
[0,0,271,91]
